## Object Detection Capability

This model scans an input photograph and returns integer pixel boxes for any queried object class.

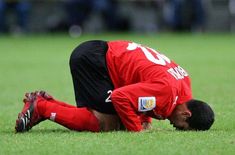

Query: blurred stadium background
[1,1,235,155]
[0,0,235,36]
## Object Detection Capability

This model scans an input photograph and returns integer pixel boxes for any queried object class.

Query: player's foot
[15,93,43,133]
[28,90,53,100]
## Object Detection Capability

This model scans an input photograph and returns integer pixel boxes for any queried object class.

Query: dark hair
[186,99,215,131]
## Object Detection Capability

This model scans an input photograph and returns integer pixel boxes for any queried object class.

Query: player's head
[186,99,215,131]
[168,99,214,131]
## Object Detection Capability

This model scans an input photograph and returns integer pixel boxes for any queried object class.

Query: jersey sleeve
[111,81,175,131]
[139,114,152,124]
[111,89,143,132]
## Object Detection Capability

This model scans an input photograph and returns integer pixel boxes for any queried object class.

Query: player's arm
[111,82,161,132]
[111,89,143,132]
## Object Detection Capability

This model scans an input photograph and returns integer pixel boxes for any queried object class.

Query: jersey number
[105,90,112,103]
[127,42,171,66]
[126,42,188,80]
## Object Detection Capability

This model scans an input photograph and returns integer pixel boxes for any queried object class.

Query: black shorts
[69,40,116,114]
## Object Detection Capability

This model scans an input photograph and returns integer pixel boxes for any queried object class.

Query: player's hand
[142,122,152,130]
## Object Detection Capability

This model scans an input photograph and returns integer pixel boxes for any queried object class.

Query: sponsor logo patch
[138,97,156,112]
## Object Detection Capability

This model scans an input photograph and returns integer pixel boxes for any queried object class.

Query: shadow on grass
[27,128,72,134]
[1,127,220,136]
[1,128,72,135]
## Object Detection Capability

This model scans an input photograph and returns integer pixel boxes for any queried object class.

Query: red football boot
[15,92,44,133]
[35,91,54,100]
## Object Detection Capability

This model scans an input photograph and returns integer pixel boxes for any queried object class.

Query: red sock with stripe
[36,96,100,132]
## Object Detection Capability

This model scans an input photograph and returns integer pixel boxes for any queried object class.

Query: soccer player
[15,40,215,132]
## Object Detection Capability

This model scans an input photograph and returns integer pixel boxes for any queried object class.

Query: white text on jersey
[167,66,188,80]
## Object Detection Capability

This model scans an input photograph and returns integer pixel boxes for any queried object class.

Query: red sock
[36,96,100,132]
[48,98,76,108]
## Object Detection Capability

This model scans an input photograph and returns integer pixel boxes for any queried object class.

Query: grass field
[0,33,235,155]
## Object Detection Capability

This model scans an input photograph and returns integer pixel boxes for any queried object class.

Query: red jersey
[106,40,192,131]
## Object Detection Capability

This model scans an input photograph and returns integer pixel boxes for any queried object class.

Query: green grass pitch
[0,33,235,155]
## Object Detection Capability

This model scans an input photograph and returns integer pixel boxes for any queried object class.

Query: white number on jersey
[105,90,112,103]
[126,42,188,80]
[127,42,171,66]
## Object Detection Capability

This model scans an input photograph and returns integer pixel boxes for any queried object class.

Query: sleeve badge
[138,97,156,112]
